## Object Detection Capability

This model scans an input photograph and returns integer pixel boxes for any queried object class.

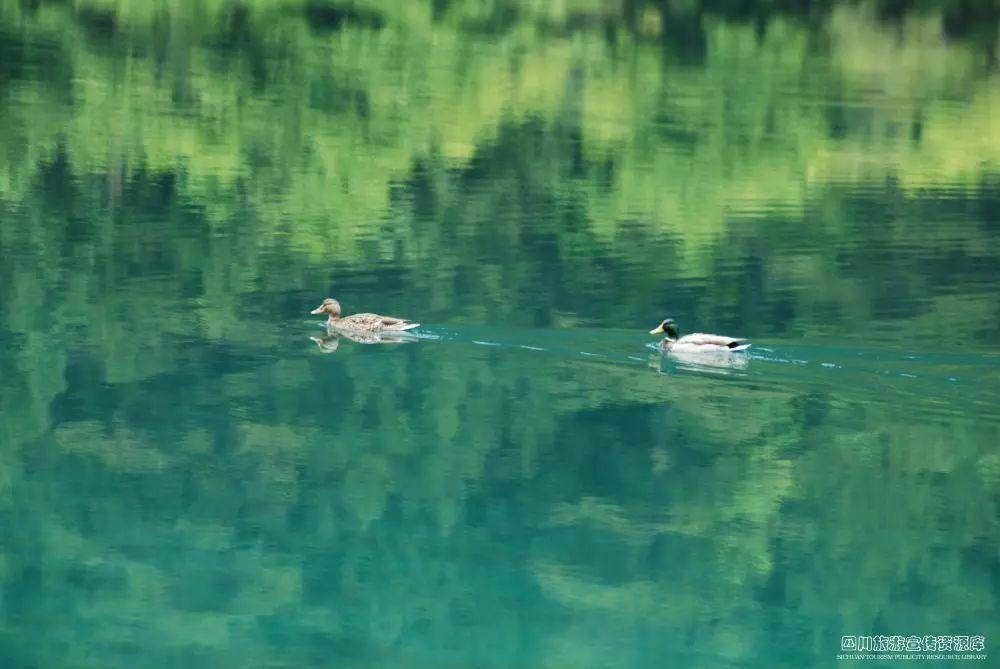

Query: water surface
[1,1,998,667]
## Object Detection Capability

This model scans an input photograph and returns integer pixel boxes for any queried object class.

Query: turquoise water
[1,2,999,667]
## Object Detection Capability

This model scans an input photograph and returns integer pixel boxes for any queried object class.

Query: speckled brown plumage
[310,298,420,334]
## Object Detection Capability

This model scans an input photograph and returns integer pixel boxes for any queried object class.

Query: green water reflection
[0,1,998,667]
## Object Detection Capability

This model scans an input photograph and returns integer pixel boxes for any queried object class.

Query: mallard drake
[310,298,420,333]
[649,319,750,353]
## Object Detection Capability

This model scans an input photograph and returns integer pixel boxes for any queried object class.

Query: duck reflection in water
[309,330,418,354]
[648,349,750,375]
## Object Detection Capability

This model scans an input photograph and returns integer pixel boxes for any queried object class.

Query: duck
[310,298,420,333]
[649,319,750,353]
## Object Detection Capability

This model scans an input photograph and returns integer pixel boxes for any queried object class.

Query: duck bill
[310,305,325,315]
[649,325,665,335]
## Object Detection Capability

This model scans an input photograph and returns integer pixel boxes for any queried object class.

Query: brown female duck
[310,298,420,333]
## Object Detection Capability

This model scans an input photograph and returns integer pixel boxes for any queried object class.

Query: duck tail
[728,343,751,352]
[399,322,421,331]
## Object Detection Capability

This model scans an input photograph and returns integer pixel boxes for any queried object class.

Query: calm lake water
[1,1,998,667]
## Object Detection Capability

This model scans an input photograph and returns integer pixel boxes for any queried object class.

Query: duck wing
[337,313,419,332]
[678,332,747,348]
[335,313,389,330]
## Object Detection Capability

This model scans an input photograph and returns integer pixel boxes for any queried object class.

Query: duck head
[649,318,680,340]
[310,298,342,318]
